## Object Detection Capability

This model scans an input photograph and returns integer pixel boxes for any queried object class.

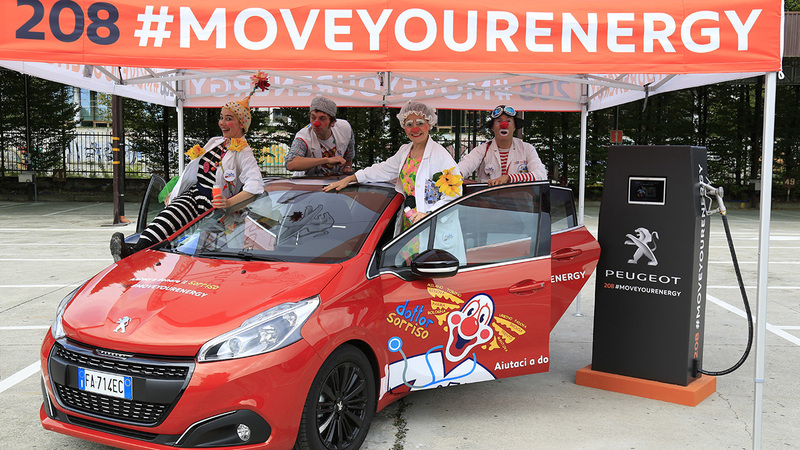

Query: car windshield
[163,179,397,264]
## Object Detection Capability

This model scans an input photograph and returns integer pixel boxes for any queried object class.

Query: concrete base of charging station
[575,365,716,407]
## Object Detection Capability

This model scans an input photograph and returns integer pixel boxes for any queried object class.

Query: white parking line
[41,204,101,217]
[0,243,105,246]
[0,228,126,232]
[727,236,800,241]
[707,294,800,346]
[0,362,40,394]
[709,246,800,249]
[0,284,82,288]
[708,261,800,264]
[0,326,50,330]
[708,285,800,290]
[0,259,109,262]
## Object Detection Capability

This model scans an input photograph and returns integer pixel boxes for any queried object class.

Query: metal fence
[65,130,151,177]
[2,130,291,179]
[1,130,151,178]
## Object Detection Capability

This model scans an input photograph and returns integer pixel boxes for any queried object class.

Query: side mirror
[411,249,460,278]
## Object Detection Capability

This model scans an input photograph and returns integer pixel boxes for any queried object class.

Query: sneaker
[110,232,126,262]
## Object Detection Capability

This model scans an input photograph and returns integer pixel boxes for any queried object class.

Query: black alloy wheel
[295,345,376,450]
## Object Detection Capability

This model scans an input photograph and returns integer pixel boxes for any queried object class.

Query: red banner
[0,0,782,73]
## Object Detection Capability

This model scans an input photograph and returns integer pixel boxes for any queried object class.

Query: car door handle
[509,279,546,294]
[552,247,582,260]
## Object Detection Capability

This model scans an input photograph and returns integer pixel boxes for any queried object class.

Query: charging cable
[694,181,754,376]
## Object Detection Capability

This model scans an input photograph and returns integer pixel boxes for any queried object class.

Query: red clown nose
[313,121,321,127]
[500,121,510,129]
[411,127,421,133]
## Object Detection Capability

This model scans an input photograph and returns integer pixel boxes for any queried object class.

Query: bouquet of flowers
[433,167,463,197]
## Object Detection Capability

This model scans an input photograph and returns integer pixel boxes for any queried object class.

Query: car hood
[62,250,341,356]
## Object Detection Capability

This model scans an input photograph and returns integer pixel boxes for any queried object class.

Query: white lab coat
[355,137,461,213]
[170,137,264,201]
[356,137,466,264]
[458,138,547,182]
[289,119,355,176]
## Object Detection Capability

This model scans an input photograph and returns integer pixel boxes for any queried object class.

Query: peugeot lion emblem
[113,316,131,333]
[625,227,659,266]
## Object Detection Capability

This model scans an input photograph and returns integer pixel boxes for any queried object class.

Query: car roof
[263,176,397,191]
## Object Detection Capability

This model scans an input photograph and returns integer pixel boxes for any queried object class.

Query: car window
[380,184,546,270]
[550,187,577,233]
[163,181,395,264]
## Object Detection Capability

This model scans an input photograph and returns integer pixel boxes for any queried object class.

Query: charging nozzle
[700,181,727,216]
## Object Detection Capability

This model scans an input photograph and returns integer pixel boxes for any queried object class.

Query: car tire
[294,344,376,450]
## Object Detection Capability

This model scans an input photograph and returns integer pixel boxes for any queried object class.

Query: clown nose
[313,121,321,127]
[500,121,510,129]
[411,127,421,133]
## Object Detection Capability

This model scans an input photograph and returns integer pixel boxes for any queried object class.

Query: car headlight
[52,286,82,340]
[198,296,320,362]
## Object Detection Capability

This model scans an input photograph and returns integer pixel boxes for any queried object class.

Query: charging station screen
[628,177,666,205]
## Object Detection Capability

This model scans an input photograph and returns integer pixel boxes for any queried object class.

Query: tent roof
[0,63,769,112]
[0,0,783,112]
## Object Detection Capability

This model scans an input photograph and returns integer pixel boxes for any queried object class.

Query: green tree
[775,83,800,199]
[0,69,77,175]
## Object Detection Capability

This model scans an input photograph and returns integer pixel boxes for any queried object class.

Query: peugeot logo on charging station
[625,227,659,266]
[604,225,682,296]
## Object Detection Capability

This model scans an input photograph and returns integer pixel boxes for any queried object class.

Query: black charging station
[591,146,710,386]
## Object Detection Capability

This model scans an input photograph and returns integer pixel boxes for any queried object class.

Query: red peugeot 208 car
[40,177,599,449]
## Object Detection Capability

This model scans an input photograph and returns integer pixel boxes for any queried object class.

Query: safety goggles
[403,118,428,128]
[490,105,516,119]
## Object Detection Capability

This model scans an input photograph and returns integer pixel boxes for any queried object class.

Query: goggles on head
[490,105,516,119]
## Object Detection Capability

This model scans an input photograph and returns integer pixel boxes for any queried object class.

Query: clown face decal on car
[445,293,495,362]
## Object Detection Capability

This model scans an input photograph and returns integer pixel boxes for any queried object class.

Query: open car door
[549,186,601,329]
[128,174,167,245]
[375,182,552,395]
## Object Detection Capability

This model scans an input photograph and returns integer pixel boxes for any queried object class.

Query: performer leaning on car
[323,100,466,265]
[285,96,355,177]
[110,73,269,262]
[458,104,547,186]
[323,100,462,225]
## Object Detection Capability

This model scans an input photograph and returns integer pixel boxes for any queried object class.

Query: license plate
[78,367,133,400]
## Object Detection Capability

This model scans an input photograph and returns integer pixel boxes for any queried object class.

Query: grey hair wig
[396,101,438,127]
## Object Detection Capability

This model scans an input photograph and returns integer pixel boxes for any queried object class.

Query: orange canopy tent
[0,1,784,447]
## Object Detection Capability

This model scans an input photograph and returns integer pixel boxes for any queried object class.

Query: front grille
[58,385,167,424]
[49,341,194,426]
[55,345,188,379]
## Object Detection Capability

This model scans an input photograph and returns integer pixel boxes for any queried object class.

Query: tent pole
[572,101,588,318]
[578,105,587,226]
[111,94,127,224]
[177,96,185,176]
[752,71,776,450]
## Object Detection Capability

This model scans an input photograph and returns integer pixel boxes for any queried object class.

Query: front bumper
[40,334,322,449]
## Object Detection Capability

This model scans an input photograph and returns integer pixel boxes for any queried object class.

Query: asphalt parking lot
[1,199,798,449]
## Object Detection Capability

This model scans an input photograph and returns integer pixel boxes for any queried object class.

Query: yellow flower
[435,167,463,197]
[228,137,248,152]
[185,144,204,160]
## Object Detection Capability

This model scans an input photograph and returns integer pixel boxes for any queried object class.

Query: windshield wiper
[195,249,284,262]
